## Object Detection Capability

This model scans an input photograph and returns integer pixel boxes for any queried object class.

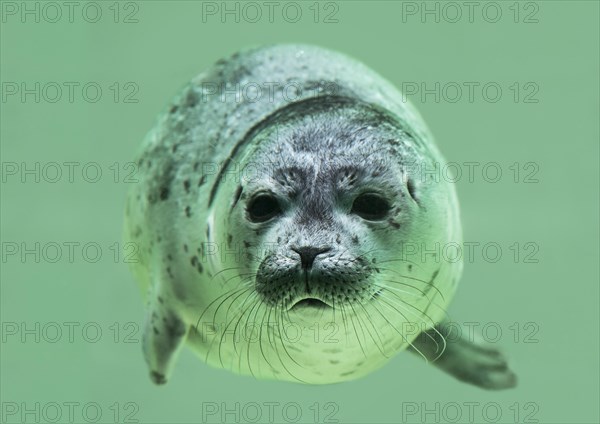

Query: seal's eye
[247,194,281,223]
[351,193,391,221]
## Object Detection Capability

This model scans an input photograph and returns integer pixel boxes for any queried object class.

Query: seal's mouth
[289,297,332,311]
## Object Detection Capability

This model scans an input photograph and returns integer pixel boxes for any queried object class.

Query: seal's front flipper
[142,296,188,385]
[409,321,517,390]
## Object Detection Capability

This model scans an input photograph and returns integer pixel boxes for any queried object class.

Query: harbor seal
[123,44,517,389]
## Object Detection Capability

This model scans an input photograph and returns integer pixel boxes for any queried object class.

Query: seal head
[199,95,461,383]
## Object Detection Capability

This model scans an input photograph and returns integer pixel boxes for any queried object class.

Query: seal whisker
[347,303,368,356]
[379,289,449,362]
[211,279,255,326]
[217,285,258,368]
[276,299,310,372]
[379,279,431,300]
[210,265,247,281]
[249,299,269,378]
[201,284,253,363]
[336,301,350,348]
[377,266,446,302]
[376,256,429,271]
[195,281,253,334]
[378,283,449,322]
[236,292,262,375]
[366,296,428,362]
[260,302,280,379]
[376,289,447,360]
[268,299,308,384]
[218,271,257,288]
[377,288,441,330]
[356,302,390,358]
[233,290,261,356]
[214,290,252,367]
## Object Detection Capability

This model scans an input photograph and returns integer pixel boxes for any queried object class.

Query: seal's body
[124,44,516,389]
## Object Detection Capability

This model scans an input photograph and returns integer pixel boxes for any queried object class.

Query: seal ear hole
[247,194,281,223]
[351,193,391,221]
[407,178,418,202]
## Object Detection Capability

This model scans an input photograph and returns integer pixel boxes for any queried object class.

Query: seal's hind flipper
[409,321,517,390]
[142,295,188,385]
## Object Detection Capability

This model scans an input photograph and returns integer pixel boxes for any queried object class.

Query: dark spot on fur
[150,371,166,385]
[408,264,413,272]
[183,179,190,193]
[185,206,191,217]
[227,234,232,246]
[352,235,359,244]
[388,219,400,229]
[232,185,243,209]
[167,254,173,261]
[158,296,164,304]
[185,90,198,107]
[166,319,186,339]
[153,326,159,335]
[183,244,188,252]
[407,178,418,203]
[198,175,206,186]
[170,105,178,114]
[159,186,169,201]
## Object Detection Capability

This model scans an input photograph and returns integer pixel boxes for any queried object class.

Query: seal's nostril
[291,246,331,270]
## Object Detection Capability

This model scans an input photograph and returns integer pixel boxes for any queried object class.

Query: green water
[1,1,598,423]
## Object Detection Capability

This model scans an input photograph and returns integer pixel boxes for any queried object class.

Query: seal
[123,44,517,389]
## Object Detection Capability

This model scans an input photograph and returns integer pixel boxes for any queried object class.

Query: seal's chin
[288,297,332,311]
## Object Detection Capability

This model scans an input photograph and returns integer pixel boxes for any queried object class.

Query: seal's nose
[291,246,331,270]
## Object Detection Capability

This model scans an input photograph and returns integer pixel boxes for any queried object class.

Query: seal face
[124,44,470,385]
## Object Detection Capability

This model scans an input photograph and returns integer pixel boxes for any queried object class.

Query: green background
[1,1,598,423]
